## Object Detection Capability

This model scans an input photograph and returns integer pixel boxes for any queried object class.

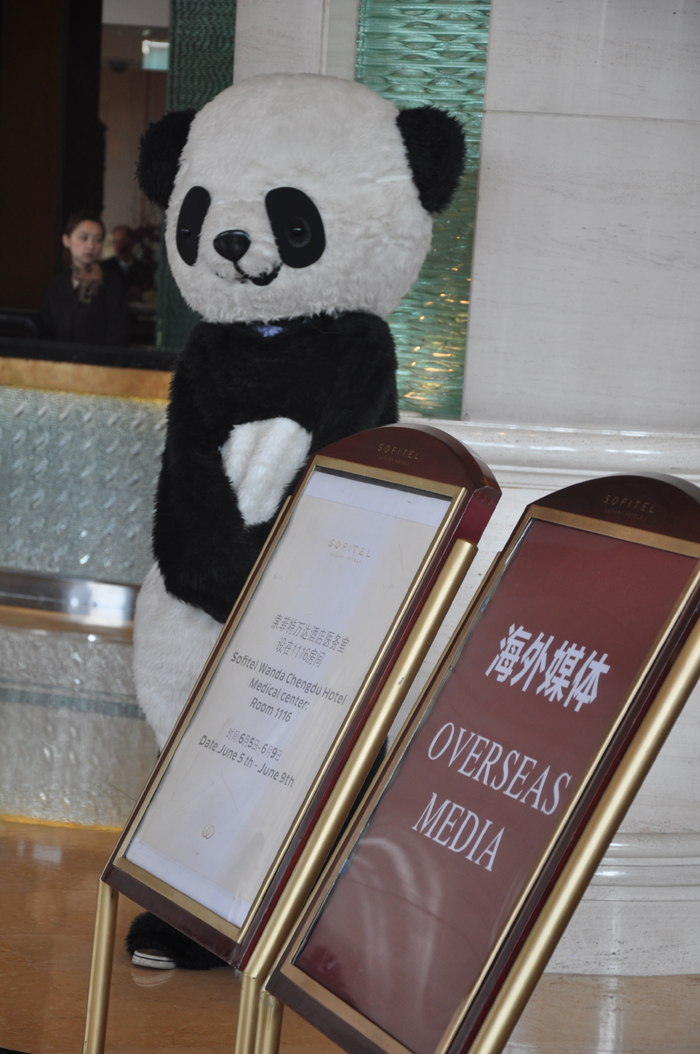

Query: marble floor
[0,818,698,1054]
[0,596,698,1054]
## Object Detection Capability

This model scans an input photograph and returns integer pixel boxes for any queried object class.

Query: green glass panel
[157,0,237,353]
[356,0,490,418]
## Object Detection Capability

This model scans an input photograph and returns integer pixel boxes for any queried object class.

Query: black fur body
[156,310,398,622]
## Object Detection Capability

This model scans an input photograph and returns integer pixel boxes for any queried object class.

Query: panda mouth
[233,261,281,287]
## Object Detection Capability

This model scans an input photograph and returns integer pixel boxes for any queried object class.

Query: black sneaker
[126,912,228,970]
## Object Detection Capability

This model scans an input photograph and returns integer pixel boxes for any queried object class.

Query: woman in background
[40,210,127,345]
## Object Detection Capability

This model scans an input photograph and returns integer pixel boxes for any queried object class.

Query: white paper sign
[126,468,450,927]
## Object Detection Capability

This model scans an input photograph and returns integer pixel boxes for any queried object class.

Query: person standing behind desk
[40,210,128,345]
[102,225,153,302]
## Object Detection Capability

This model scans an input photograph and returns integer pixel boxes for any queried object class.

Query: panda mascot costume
[129,73,464,968]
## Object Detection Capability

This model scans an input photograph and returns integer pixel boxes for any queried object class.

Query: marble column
[427,0,700,976]
[233,0,359,82]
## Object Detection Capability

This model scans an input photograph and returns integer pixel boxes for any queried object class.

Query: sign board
[103,424,500,967]
[270,473,700,1054]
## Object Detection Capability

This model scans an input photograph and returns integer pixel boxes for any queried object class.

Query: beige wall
[99,64,166,233]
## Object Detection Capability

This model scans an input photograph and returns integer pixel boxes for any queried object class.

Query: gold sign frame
[269,473,700,1054]
[83,423,501,1054]
[106,456,463,945]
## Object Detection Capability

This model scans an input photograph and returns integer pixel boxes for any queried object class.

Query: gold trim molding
[0,356,172,400]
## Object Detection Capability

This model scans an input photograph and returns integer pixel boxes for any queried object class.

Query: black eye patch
[176,186,211,265]
[265,187,325,268]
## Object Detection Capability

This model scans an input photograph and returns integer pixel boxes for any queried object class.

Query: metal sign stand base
[83,882,119,1054]
[255,990,284,1054]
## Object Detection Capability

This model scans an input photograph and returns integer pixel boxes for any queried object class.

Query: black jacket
[39,269,128,345]
[102,255,154,296]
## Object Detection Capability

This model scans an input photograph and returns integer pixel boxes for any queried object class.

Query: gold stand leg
[83,881,119,1054]
[236,972,263,1054]
[254,990,284,1054]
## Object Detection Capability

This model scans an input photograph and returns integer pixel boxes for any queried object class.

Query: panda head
[138,74,465,324]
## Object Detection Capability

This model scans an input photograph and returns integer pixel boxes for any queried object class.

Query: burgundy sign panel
[290,519,696,1054]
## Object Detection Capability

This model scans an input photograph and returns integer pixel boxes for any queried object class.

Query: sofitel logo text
[603,494,656,515]
[328,539,371,558]
[376,442,419,463]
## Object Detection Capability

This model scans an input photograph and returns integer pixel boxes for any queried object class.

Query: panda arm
[153,360,268,624]
[309,313,399,450]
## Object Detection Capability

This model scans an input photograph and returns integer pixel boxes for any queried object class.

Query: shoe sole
[131,949,177,970]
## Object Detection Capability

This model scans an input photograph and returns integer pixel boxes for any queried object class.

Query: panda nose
[213,230,251,262]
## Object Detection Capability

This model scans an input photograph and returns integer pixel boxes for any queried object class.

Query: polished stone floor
[1,818,698,1054]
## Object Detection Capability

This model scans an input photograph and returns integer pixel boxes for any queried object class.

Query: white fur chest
[220,417,312,526]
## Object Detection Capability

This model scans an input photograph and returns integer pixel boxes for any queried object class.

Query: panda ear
[137,109,198,209]
[396,107,465,214]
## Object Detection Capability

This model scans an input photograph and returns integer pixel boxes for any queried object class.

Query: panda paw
[126,911,228,971]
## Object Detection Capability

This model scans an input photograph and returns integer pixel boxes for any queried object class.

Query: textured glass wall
[157,0,237,353]
[356,0,490,418]
[0,623,157,825]
[0,388,165,585]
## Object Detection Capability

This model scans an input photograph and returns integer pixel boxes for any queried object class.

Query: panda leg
[129,567,229,968]
[133,563,222,750]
